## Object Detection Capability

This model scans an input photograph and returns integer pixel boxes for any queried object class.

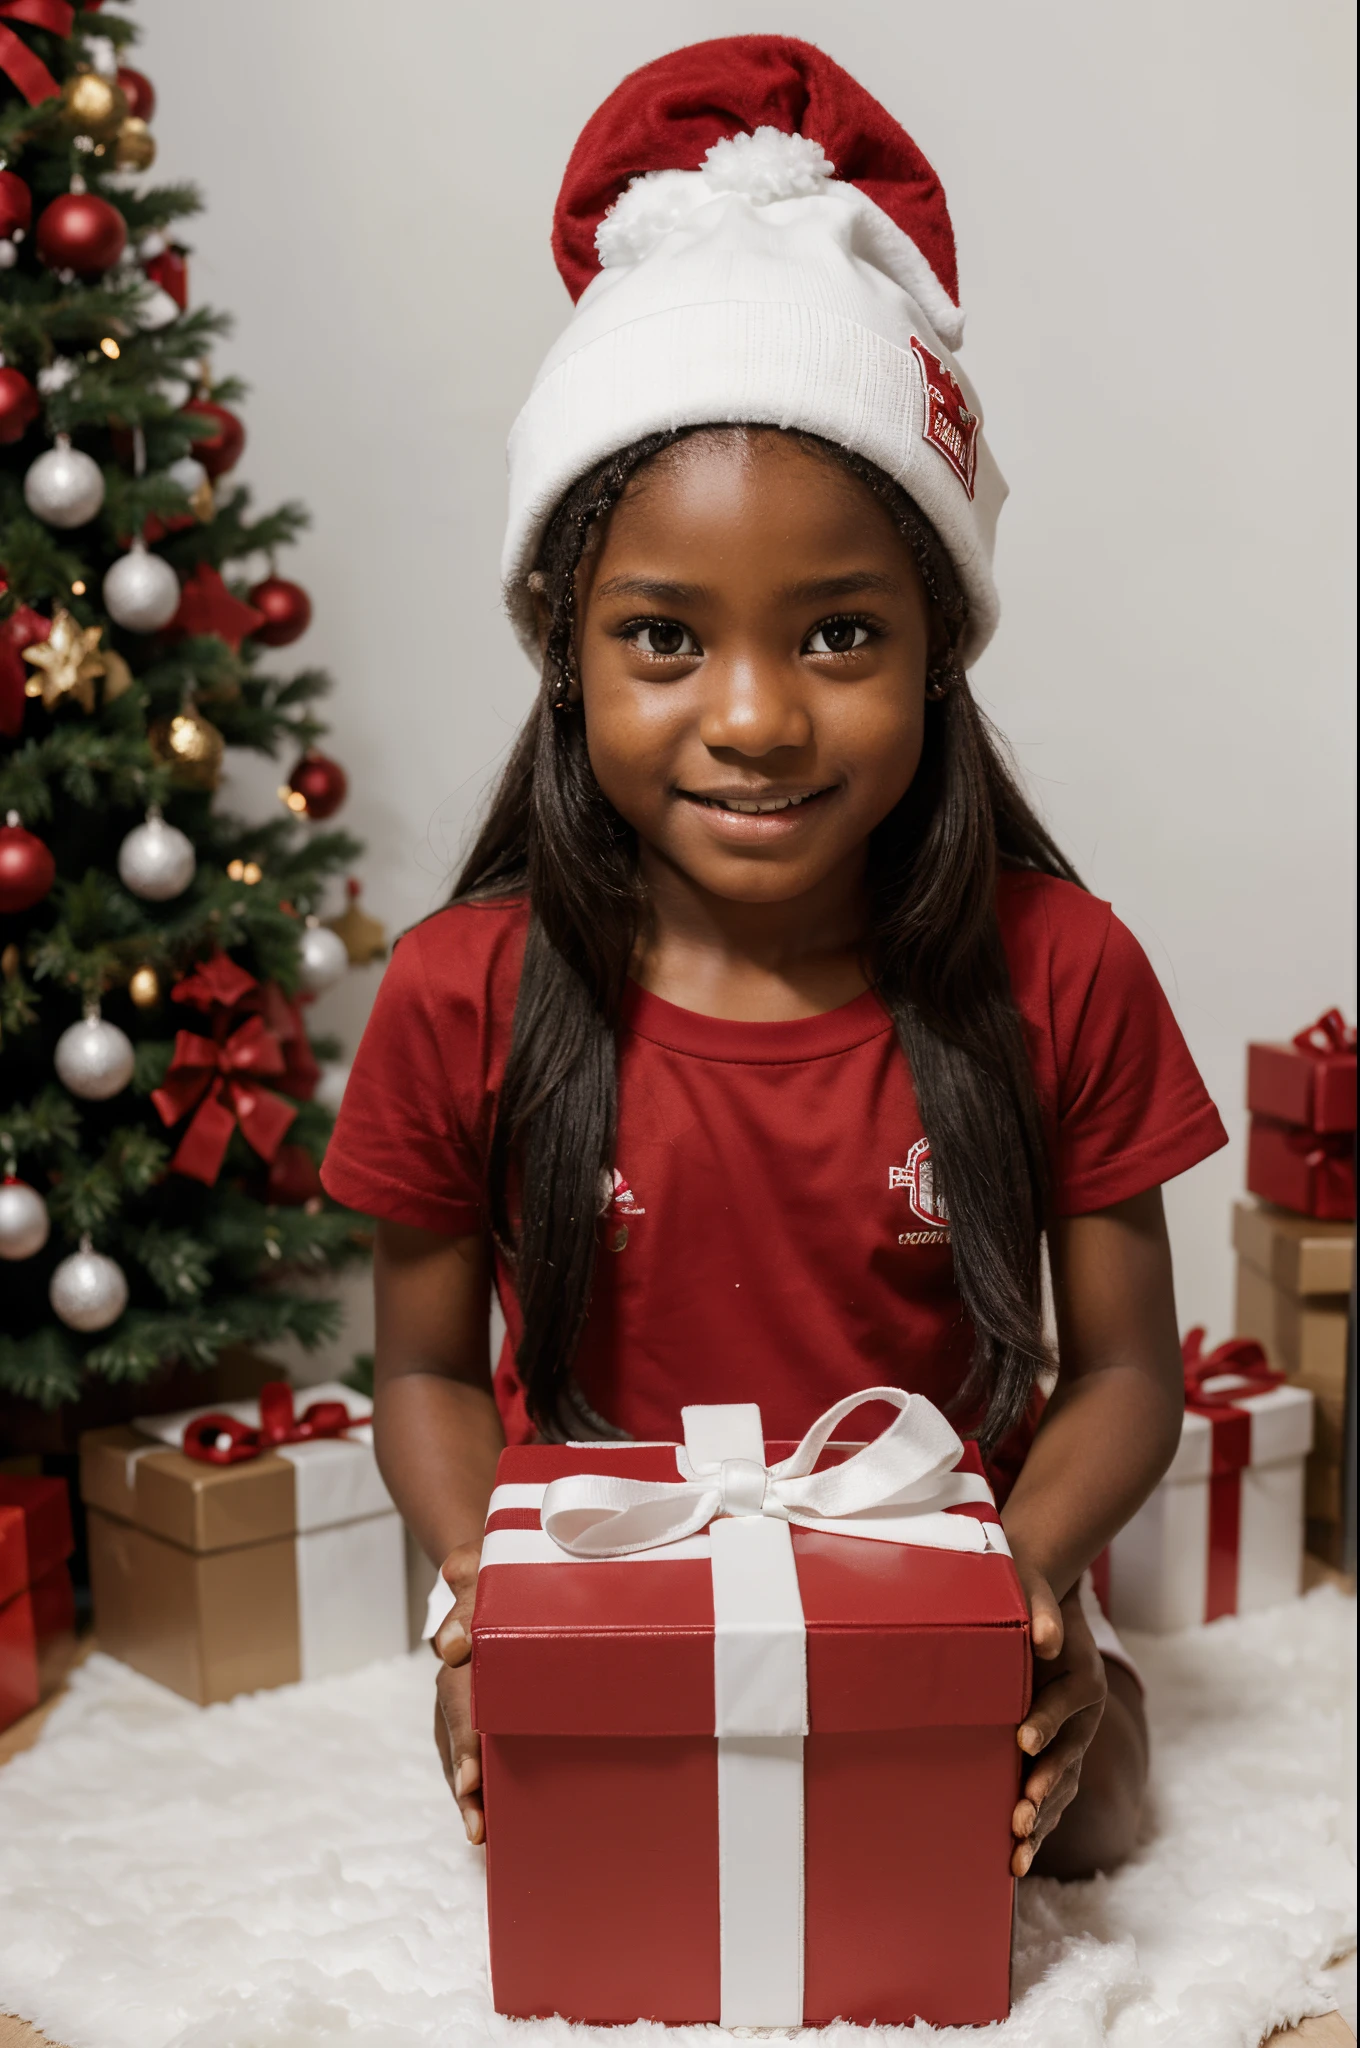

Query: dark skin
[376,430,1184,1873]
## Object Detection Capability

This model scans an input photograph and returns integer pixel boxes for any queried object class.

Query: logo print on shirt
[889,1137,949,1241]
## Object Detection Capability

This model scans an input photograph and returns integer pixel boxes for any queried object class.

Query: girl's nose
[697,657,813,758]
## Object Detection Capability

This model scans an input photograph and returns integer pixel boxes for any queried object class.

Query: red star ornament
[171,564,266,653]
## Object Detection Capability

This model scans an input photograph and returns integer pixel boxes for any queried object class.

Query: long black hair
[455,427,1082,1451]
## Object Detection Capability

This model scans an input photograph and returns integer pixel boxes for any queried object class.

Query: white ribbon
[522,1388,1006,2029]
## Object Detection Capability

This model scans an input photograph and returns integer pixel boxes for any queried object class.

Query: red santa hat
[502,36,1006,664]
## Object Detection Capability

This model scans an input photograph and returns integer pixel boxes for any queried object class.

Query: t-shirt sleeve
[320,922,487,1236]
[1052,909,1228,1215]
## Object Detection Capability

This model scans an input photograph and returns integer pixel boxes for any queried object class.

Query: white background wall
[133,0,1356,1370]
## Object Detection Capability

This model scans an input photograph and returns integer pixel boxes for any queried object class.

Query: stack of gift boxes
[1107,1011,1354,1632]
[1235,1011,1355,1568]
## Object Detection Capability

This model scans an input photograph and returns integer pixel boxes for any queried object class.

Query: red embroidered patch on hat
[910,337,977,498]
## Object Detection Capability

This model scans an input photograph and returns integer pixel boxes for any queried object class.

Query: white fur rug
[0,1589,1354,2048]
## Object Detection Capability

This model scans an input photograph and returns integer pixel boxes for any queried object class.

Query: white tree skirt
[0,1588,1354,2048]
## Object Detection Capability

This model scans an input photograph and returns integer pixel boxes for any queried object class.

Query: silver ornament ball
[54,1012,135,1100]
[117,809,196,900]
[103,545,181,632]
[167,454,208,497]
[23,438,106,528]
[0,1178,50,1261]
[49,1241,128,1332]
[298,923,349,995]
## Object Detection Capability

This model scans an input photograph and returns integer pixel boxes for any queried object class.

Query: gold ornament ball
[114,117,156,172]
[148,709,225,791]
[128,965,161,1008]
[62,70,128,140]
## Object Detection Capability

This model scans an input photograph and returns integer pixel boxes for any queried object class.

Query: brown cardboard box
[80,1395,406,1707]
[1231,1201,1354,1560]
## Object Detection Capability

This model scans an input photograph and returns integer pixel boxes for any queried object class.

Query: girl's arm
[1001,1185,1184,1872]
[372,1218,504,1843]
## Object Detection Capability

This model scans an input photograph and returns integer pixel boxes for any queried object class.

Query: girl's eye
[626,620,699,657]
[806,617,873,655]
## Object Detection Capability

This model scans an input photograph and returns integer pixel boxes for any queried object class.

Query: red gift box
[1247,1010,1357,1135]
[1247,1115,1355,1222]
[0,1475,76,1733]
[465,1392,1030,2029]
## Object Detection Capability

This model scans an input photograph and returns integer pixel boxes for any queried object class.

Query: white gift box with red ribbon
[1107,1335,1314,1633]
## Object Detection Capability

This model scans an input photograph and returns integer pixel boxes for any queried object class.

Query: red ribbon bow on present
[1292,1009,1357,1058]
[181,1381,367,1466]
[0,0,73,106]
[1182,1327,1285,1411]
[151,954,299,1185]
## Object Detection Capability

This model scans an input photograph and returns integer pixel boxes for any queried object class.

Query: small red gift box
[0,1475,76,1733]
[460,1391,1030,2030]
[1247,1116,1355,1222]
[1247,1010,1357,1136]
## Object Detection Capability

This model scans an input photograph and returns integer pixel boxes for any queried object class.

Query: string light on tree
[0,812,55,912]
[49,1236,128,1331]
[128,965,161,1009]
[298,917,349,995]
[23,435,105,527]
[226,858,263,885]
[103,539,180,631]
[117,806,196,900]
[54,1004,135,1100]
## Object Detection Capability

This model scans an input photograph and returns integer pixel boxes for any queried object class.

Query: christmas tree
[0,3,376,1412]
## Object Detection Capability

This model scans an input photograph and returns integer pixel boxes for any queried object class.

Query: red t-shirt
[322,872,1226,1468]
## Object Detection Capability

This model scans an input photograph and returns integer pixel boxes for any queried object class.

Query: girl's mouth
[675,784,839,839]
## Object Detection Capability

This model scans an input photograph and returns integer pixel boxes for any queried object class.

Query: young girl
[322,36,1226,1882]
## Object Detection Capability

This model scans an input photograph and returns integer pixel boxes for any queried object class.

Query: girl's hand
[1009,1568,1107,1876]
[431,1542,484,1845]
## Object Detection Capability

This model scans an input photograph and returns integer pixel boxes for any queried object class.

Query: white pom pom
[597,127,836,271]
[701,127,834,203]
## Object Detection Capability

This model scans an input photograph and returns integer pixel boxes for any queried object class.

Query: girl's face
[572,430,936,910]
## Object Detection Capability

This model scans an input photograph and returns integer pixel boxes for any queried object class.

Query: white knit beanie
[503,36,1006,667]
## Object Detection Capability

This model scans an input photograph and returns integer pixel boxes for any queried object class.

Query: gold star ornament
[23,608,107,713]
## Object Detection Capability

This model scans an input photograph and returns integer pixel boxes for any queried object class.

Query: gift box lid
[1232,1200,1355,1297]
[1248,1038,1357,1135]
[471,1440,1031,1739]
[0,1477,74,1602]
[1165,1382,1314,1484]
[79,1383,393,1554]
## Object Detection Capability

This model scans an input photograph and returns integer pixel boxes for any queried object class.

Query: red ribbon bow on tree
[181,1381,367,1466]
[0,0,74,106]
[1292,1009,1357,1058]
[151,953,300,1185]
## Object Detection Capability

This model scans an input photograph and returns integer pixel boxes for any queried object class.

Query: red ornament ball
[0,170,31,243]
[183,398,245,479]
[0,368,40,445]
[0,813,56,914]
[284,751,348,821]
[249,576,312,647]
[116,66,156,121]
[36,192,127,277]
[265,1144,323,1206]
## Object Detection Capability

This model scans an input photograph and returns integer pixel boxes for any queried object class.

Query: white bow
[541,1386,1004,1560]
